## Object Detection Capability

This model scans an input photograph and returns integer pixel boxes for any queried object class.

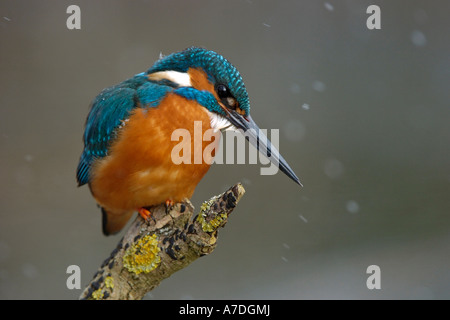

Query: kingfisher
[77,47,301,235]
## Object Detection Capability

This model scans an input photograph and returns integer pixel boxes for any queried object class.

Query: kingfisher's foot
[138,207,155,223]
[165,199,174,213]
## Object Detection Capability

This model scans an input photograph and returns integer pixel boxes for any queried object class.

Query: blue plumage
[137,82,173,107]
[173,87,223,115]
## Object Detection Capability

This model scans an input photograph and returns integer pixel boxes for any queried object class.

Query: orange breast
[89,92,215,214]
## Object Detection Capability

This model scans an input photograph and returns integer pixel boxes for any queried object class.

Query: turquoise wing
[76,74,172,186]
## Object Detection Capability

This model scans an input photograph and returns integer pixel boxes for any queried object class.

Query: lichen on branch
[79,183,245,300]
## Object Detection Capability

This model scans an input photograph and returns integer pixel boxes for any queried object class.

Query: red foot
[165,199,174,213]
[138,207,152,221]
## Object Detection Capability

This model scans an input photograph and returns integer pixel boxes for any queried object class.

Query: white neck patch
[148,70,192,87]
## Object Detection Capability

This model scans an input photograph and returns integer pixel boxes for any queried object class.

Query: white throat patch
[207,111,237,132]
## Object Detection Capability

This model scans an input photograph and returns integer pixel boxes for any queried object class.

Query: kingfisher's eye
[216,84,237,110]
[216,84,229,99]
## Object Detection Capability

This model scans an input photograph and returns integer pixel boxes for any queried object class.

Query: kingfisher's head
[146,47,301,186]
[147,47,249,117]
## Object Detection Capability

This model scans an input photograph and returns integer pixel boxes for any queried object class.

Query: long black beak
[224,110,303,187]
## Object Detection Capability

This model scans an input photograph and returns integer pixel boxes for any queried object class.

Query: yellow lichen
[105,276,114,289]
[200,201,211,212]
[91,289,104,300]
[197,198,228,232]
[122,234,161,274]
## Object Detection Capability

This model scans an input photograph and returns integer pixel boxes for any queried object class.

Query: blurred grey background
[1,0,449,299]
